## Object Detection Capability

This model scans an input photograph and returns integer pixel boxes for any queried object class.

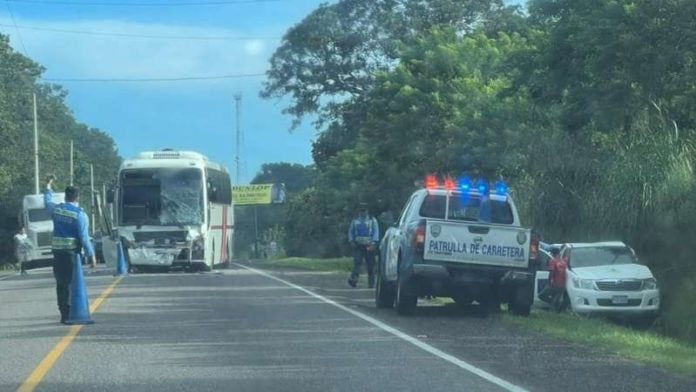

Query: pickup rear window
[419,194,514,224]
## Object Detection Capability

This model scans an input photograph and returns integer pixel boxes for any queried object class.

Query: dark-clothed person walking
[348,203,380,288]
[43,176,95,324]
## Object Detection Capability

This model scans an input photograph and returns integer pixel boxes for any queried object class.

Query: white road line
[235,263,528,392]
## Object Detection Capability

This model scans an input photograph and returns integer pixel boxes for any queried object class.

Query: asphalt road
[1,264,694,392]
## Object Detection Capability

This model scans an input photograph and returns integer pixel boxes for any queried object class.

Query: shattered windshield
[120,168,204,226]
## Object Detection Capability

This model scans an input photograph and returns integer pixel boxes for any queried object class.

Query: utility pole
[33,93,39,194]
[90,164,95,236]
[234,92,242,185]
[70,140,74,186]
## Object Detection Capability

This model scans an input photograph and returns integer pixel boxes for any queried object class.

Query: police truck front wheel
[509,285,532,316]
[375,274,395,309]
[395,272,417,316]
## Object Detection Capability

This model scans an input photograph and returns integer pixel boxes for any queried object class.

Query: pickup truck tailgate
[424,221,530,268]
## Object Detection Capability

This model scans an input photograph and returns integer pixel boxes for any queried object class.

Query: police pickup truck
[376,177,537,316]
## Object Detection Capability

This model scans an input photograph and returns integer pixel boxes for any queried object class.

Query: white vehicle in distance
[560,242,660,320]
[19,192,66,270]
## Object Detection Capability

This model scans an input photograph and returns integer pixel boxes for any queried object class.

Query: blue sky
[1,0,524,184]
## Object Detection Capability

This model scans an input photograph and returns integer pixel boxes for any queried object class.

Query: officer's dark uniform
[348,209,380,288]
[44,187,94,323]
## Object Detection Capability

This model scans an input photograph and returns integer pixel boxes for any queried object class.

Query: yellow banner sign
[232,184,286,205]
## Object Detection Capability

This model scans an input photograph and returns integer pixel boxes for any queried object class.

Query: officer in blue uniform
[348,203,380,288]
[44,176,95,324]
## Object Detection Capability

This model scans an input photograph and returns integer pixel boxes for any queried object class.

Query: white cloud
[0,17,280,88]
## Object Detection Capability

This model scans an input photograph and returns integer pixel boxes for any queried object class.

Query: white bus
[107,149,233,272]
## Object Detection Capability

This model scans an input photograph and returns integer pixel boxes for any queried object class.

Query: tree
[233,163,316,257]
[0,34,121,263]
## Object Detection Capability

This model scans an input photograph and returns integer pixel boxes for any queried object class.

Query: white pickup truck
[377,180,538,316]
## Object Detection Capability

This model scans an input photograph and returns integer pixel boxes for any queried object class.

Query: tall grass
[519,111,696,343]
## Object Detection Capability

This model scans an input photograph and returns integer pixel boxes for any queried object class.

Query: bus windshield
[120,168,204,226]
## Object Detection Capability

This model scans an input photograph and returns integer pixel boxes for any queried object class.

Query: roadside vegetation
[0,36,121,266]
[249,0,696,345]
[505,311,696,376]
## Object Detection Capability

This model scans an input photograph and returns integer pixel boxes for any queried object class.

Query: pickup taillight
[412,221,426,255]
[529,236,539,261]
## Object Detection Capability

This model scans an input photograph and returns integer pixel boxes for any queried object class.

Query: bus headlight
[191,237,205,260]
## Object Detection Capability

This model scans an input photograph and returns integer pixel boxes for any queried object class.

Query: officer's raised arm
[43,175,58,214]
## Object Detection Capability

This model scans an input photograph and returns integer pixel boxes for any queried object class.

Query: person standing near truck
[543,247,568,312]
[13,226,31,274]
[348,203,380,289]
[44,176,96,324]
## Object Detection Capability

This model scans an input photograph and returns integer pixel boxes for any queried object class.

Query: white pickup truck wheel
[395,272,417,316]
[375,273,395,308]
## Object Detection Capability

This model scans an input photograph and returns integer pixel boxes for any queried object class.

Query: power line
[0,23,282,40]
[4,0,283,6]
[4,1,28,55]
[41,73,266,82]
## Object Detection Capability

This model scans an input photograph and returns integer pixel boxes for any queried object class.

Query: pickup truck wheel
[509,290,532,316]
[509,301,531,316]
[395,273,417,316]
[375,274,395,309]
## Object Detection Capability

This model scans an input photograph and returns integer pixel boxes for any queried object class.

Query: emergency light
[476,179,488,195]
[494,180,508,196]
[444,176,456,191]
[425,175,438,190]
[458,176,471,192]
[423,175,508,196]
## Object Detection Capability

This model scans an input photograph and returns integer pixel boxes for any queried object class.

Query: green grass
[258,257,353,273]
[504,311,696,376]
[0,263,18,275]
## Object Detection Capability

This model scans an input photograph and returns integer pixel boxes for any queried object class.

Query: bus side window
[207,169,232,205]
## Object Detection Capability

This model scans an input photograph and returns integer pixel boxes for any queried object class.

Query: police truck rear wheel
[395,273,417,316]
[375,274,395,309]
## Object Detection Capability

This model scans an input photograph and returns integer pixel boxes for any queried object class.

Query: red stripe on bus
[220,206,228,263]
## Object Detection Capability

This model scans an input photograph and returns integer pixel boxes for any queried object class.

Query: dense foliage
[263,0,696,341]
[0,35,121,262]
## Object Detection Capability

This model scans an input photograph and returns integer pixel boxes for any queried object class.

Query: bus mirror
[106,187,115,204]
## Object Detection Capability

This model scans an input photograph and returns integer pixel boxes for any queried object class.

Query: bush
[659,277,696,343]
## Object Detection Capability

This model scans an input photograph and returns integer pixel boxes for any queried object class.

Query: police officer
[348,203,380,288]
[43,175,95,324]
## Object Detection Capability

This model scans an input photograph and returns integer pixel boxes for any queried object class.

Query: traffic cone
[115,241,128,276]
[66,254,94,325]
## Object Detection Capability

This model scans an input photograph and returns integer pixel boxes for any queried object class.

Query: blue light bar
[494,180,508,195]
[458,176,471,192]
[476,179,488,194]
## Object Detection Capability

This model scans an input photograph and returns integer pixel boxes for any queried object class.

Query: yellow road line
[17,276,123,392]
[90,277,122,313]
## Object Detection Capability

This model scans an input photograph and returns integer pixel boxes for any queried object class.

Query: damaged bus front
[111,150,233,272]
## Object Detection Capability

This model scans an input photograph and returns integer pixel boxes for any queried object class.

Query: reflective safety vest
[351,217,376,245]
[51,203,83,251]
